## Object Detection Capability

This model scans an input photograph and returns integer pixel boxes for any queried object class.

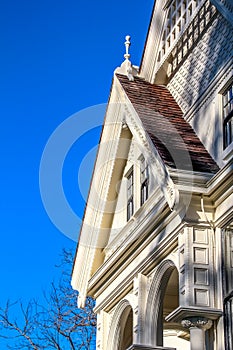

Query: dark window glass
[141,157,149,206]
[223,84,233,148]
[224,294,233,350]
[127,170,134,221]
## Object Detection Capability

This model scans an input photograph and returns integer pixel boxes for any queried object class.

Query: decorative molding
[181,316,213,330]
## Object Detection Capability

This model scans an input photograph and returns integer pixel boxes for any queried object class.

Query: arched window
[119,308,133,350]
[145,260,190,349]
[107,301,134,350]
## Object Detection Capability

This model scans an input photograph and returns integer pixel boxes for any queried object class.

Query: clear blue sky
[0,0,153,319]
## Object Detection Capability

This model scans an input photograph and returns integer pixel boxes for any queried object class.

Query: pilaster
[166,225,222,336]
[178,226,215,308]
[96,310,109,350]
[133,273,149,345]
[181,316,213,350]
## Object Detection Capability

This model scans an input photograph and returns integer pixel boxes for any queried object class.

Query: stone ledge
[127,345,176,350]
[165,306,222,323]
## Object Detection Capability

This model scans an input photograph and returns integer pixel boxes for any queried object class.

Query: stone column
[181,317,213,350]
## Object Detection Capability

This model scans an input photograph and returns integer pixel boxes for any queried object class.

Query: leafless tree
[0,249,96,349]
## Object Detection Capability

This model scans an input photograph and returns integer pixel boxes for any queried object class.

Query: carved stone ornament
[181,316,213,330]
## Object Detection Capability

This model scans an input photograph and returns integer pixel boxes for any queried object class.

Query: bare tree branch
[0,249,96,349]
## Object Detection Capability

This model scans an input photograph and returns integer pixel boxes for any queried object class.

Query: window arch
[145,260,180,346]
[107,297,136,350]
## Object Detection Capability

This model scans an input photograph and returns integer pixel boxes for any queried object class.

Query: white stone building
[72,1,233,349]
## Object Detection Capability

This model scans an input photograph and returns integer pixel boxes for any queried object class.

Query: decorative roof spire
[114,35,138,81]
[124,35,131,60]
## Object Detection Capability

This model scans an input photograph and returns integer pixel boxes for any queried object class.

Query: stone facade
[72,1,233,349]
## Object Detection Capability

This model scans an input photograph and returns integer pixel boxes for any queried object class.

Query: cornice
[169,157,233,204]
[169,168,214,194]
[206,157,233,200]
[166,306,222,323]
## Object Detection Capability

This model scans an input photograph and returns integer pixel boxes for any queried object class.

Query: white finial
[124,35,131,60]
[114,34,138,81]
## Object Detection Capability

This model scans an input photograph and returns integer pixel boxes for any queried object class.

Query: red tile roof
[116,74,219,174]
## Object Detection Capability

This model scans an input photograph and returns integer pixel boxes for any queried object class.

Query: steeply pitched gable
[116,73,219,174]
